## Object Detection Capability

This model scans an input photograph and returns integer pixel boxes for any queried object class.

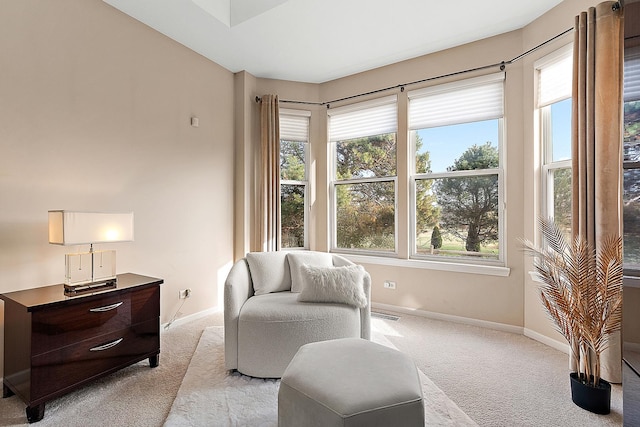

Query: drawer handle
[90,338,123,352]
[89,302,123,312]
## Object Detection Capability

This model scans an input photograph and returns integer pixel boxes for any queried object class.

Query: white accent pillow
[287,252,334,293]
[246,252,292,295]
[297,264,367,308]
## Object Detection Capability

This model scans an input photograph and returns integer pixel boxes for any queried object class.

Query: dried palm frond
[522,218,623,386]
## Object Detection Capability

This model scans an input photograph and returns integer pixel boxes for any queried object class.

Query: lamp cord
[164,298,187,330]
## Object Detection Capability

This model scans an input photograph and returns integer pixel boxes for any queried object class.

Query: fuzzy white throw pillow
[297,264,367,308]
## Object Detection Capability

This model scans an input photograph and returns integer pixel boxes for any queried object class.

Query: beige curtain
[571,1,624,383]
[259,94,280,252]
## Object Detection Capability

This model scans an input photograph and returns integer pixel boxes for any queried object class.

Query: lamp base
[64,279,117,296]
[65,250,116,287]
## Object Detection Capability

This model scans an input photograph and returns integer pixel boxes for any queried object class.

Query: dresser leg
[26,403,45,423]
[149,354,159,368]
[3,382,14,398]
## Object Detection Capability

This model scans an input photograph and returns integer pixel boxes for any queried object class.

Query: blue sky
[550,98,572,161]
[414,98,572,172]
[415,120,499,173]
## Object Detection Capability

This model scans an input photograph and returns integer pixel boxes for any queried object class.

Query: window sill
[530,271,640,289]
[341,254,511,277]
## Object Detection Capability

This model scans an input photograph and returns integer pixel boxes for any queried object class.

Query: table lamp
[48,210,134,294]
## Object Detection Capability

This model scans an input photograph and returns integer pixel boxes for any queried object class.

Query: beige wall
[233,71,258,259]
[318,32,527,327]
[234,76,324,255]
[236,0,597,342]
[0,0,604,380]
[521,0,596,347]
[0,0,235,377]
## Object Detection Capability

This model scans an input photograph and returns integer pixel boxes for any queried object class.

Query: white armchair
[224,251,371,378]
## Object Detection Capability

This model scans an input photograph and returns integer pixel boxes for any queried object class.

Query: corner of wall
[233,71,259,260]
[520,0,589,342]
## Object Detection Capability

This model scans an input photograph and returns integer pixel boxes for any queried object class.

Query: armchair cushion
[238,292,361,377]
[246,251,292,295]
[287,251,334,292]
[297,264,368,308]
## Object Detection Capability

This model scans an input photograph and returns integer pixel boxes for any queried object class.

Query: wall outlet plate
[383,281,396,289]
[179,289,192,299]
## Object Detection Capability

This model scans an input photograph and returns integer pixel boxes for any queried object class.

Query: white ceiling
[103,0,565,83]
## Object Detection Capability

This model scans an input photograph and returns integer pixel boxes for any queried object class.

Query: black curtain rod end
[255,96,261,103]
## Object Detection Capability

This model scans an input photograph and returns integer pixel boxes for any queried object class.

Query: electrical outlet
[383,281,396,290]
[179,289,192,299]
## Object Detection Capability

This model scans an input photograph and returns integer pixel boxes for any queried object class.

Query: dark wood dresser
[1,273,162,423]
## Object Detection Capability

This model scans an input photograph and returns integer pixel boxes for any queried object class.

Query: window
[536,46,573,236]
[624,45,640,269]
[280,110,310,249]
[329,96,397,253]
[408,73,505,263]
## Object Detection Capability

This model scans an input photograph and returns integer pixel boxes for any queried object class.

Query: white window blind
[538,52,573,107]
[408,73,504,130]
[280,111,310,142]
[625,45,640,103]
[328,96,397,142]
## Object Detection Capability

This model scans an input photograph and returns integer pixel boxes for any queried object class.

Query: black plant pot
[569,372,611,415]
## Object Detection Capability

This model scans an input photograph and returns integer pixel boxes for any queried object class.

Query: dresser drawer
[30,318,159,402]
[1,274,162,423]
[31,285,160,355]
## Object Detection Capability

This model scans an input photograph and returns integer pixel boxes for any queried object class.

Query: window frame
[328,96,399,256]
[279,109,311,250]
[535,44,573,231]
[408,73,506,266]
[540,106,572,226]
[623,43,640,273]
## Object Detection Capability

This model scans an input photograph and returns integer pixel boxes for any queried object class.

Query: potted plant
[522,218,623,415]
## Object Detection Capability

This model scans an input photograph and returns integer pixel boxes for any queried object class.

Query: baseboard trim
[161,306,221,331]
[185,302,570,356]
[371,302,524,335]
[523,328,570,355]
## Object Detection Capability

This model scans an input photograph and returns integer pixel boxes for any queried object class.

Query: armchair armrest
[224,258,253,370]
[360,272,372,340]
[332,254,371,340]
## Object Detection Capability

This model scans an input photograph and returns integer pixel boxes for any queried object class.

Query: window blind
[280,111,310,142]
[328,96,397,142]
[625,45,640,103]
[538,52,573,107]
[408,73,504,130]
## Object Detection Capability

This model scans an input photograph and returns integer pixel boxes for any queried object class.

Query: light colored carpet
[0,309,625,426]
[164,326,477,426]
[373,311,624,427]
[0,313,220,427]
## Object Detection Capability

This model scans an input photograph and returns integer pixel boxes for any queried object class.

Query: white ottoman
[278,338,424,427]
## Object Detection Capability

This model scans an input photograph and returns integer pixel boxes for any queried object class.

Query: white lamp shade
[48,211,134,245]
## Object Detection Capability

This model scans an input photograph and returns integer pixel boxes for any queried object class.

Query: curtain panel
[259,94,280,252]
[571,1,624,383]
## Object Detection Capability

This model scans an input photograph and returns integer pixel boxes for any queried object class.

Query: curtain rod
[255,26,574,108]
